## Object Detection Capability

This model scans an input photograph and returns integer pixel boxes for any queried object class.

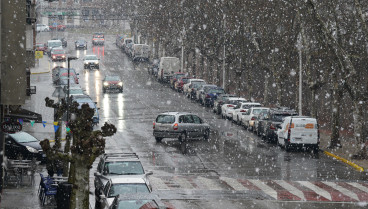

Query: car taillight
[227,105,234,107]
[206,94,211,98]
[287,127,291,142]
[153,122,155,129]
[270,124,275,130]
[251,117,256,120]
[93,38,97,40]
[240,110,246,112]
[173,123,178,130]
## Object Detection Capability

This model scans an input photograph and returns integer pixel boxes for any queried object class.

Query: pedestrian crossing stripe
[149,176,368,202]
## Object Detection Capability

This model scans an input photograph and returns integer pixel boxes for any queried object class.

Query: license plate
[42,154,46,157]
[294,137,302,141]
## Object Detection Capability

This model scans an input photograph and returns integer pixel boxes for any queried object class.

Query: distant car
[5,132,46,162]
[148,59,160,76]
[36,24,49,32]
[97,176,152,209]
[35,43,47,54]
[202,87,225,107]
[174,77,191,92]
[50,47,66,62]
[72,95,99,124]
[63,85,84,100]
[232,102,262,124]
[92,32,105,45]
[83,55,100,69]
[183,79,206,99]
[170,72,186,89]
[115,35,124,49]
[46,40,62,56]
[196,84,217,103]
[52,67,78,84]
[49,23,66,31]
[103,75,123,93]
[125,43,134,57]
[153,112,210,142]
[109,194,173,209]
[221,98,247,119]
[212,94,237,114]
[240,107,269,131]
[131,44,150,62]
[56,76,77,86]
[75,40,87,50]
[277,116,319,152]
[52,37,67,47]
[122,38,133,53]
[94,153,152,196]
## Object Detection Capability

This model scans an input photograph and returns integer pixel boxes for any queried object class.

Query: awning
[5,108,42,123]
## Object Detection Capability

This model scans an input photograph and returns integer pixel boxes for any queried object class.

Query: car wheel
[102,88,106,93]
[203,129,210,140]
[312,145,319,153]
[119,89,123,93]
[277,138,281,147]
[178,132,187,142]
[155,137,163,142]
[285,142,291,152]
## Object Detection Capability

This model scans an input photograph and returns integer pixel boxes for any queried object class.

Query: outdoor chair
[40,177,58,205]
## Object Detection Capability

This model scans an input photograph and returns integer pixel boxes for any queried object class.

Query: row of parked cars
[115,35,150,62]
[149,69,320,152]
[94,153,173,209]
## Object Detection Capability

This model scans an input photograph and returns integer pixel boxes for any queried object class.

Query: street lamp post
[67,56,78,123]
[297,33,303,116]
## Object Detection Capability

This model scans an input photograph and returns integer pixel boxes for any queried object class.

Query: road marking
[220,177,248,191]
[323,181,358,201]
[347,182,368,193]
[248,179,278,199]
[275,180,305,201]
[197,176,223,190]
[174,177,194,189]
[150,177,170,190]
[297,181,332,201]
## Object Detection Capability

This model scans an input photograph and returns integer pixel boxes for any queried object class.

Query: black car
[52,37,67,47]
[102,75,123,93]
[75,40,87,50]
[5,132,46,162]
[256,107,298,142]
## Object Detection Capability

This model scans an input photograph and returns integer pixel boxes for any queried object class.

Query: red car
[35,43,47,54]
[51,48,66,62]
[175,77,192,92]
[170,72,186,89]
[49,24,66,31]
[59,72,79,84]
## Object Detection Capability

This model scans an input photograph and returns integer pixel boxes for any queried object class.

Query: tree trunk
[69,157,90,209]
[263,69,269,105]
[352,100,367,158]
[276,76,283,106]
[330,88,342,148]
[310,88,317,118]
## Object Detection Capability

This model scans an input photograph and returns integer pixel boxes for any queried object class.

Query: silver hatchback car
[153,112,210,142]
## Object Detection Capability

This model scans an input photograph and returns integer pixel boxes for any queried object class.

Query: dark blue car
[204,87,226,107]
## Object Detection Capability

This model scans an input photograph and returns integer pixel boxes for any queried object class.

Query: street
[33,31,368,209]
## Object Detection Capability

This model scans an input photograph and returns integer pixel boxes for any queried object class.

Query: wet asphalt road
[36,31,368,209]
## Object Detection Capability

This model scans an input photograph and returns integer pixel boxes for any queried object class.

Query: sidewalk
[320,132,368,173]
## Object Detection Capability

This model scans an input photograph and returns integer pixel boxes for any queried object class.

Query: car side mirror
[94,172,101,177]
[146,171,153,176]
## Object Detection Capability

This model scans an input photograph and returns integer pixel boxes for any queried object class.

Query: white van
[132,44,150,61]
[158,57,180,82]
[277,116,319,152]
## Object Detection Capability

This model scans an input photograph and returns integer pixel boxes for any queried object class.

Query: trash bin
[56,182,72,209]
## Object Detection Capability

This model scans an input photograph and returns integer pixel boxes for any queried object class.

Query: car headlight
[84,61,88,64]
[103,82,109,86]
[62,55,65,58]
[95,61,99,64]
[118,82,123,86]
[53,56,56,59]
[26,146,39,153]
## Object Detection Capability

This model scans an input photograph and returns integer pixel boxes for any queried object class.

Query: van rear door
[290,118,318,144]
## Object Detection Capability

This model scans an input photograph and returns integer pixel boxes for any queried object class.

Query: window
[104,161,144,175]
[108,184,150,197]
[156,115,175,123]
[183,115,194,123]
[192,115,202,124]
[103,181,110,196]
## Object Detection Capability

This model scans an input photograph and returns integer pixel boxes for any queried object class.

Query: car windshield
[117,200,152,209]
[272,113,296,122]
[85,55,97,60]
[242,104,261,109]
[52,49,65,54]
[156,115,175,123]
[94,35,104,38]
[104,161,144,175]
[9,132,38,143]
[108,184,150,197]
[59,77,76,85]
[76,40,85,43]
[253,109,268,115]
[48,41,61,48]
[105,76,120,81]
[69,88,84,95]
[208,89,225,94]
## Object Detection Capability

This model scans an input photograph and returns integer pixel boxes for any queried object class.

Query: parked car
[36,24,50,32]
[49,23,66,31]
[109,194,173,209]
[97,176,152,209]
[5,132,46,162]
[115,35,124,49]
[92,32,105,45]
[63,85,84,100]
[83,54,100,69]
[196,84,217,103]
[71,95,99,124]
[277,116,319,152]
[35,43,47,54]
[240,107,269,131]
[170,72,186,89]
[174,77,191,92]
[153,112,210,142]
[212,94,237,114]
[103,75,123,93]
[183,79,206,99]
[94,153,152,198]
[50,47,66,62]
[75,40,87,50]
[232,102,262,124]
[131,44,150,62]
[125,43,134,57]
[221,98,247,119]
[256,108,298,142]
[157,57,180,83]
[46,40,62,56]
[52,37,67,47]
[122,38,133,52]
[202,87,225,107]
[148,59,160,76]
[55,76,77,86]
[53,68,78,84]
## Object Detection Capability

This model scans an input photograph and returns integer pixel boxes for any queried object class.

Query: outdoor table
[11,164,32,184]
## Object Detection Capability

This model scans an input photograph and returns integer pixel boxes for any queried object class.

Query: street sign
[1,121,22,133]
[35,51,43,59]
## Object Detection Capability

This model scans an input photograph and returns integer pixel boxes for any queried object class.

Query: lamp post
[67,56,78,123]
[297,33,303,116]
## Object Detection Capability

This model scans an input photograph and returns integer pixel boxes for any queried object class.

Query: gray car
[153,112,210,142]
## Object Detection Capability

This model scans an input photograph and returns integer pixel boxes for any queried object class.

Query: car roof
[241,102,261,105]
[48,40,61,43]
[250,107,269,109]
[228,97,246,101]
[110,176,147,184]
[102,153,139,160]
[159,112,191,116]
[115,193,160,201]
[189,79,205,82]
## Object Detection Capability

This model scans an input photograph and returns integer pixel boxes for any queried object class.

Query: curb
[31,70,50,74]
[322,149,365,172]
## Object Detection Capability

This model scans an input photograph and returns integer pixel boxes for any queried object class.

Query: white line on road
[347,182,368,193]
[275,180,305,201]
[297,181,332,201]
[174,177,194,189]
[323,182,358,201]
[197,176,223,190]
[220,177,248,191]
[149,177,170,190]
[248,179,278,200]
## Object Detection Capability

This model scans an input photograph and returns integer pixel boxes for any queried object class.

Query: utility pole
[222,15,226,89]
[297,33,303,116]
[181,27,185,73]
